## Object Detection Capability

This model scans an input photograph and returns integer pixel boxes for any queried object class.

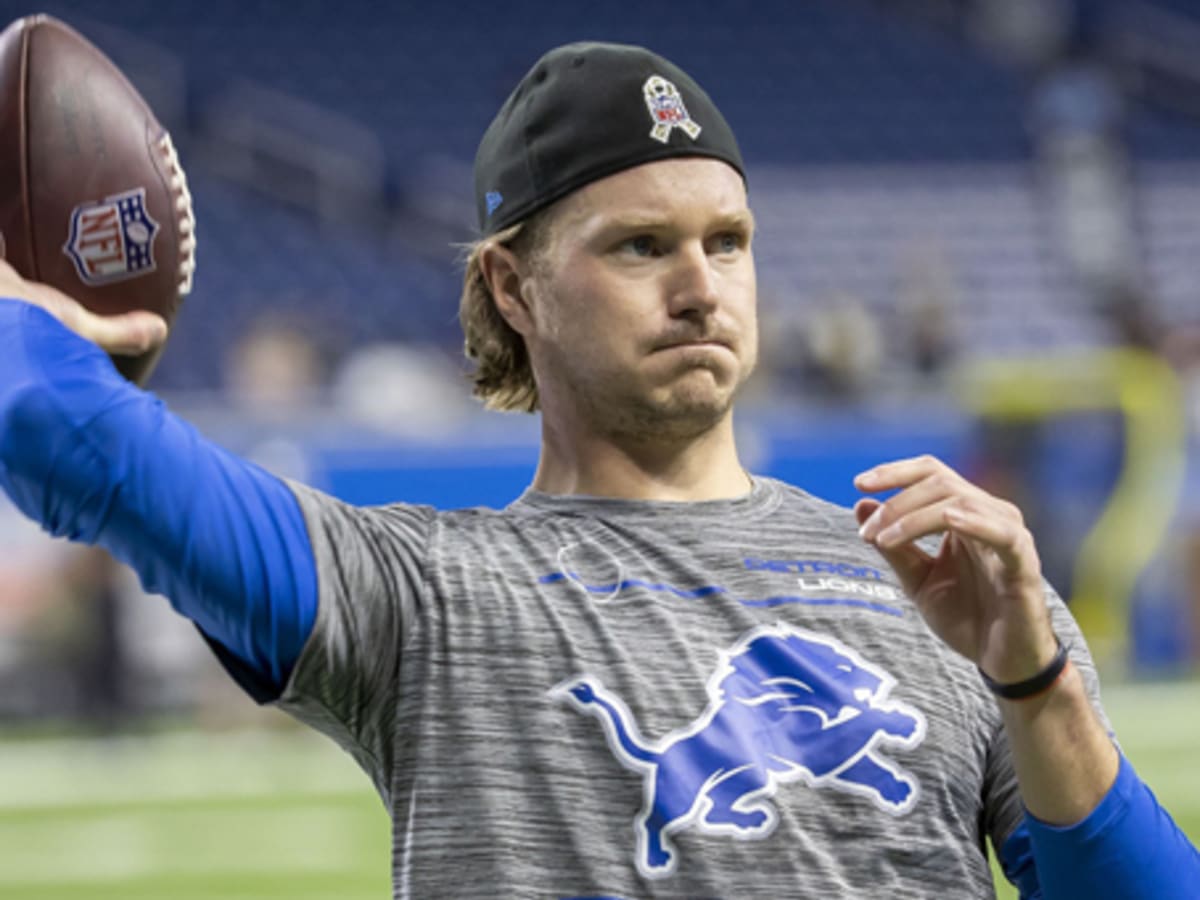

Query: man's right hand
[0,259,167,356]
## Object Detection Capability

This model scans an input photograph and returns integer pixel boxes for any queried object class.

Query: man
[0,42,1196,899]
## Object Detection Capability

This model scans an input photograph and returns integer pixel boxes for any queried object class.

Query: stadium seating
[31,0,1200,391]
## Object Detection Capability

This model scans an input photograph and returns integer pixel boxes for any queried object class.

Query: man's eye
[715,233,742,254]
[624,235,656,257]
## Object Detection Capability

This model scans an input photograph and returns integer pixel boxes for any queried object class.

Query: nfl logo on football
[63,187,160,286]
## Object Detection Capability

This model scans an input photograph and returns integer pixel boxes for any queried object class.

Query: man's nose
[666,241,719,318]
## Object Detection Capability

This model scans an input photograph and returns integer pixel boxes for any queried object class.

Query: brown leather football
[0,14,195,384]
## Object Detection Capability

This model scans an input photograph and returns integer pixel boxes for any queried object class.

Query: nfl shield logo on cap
[643,75,702,144]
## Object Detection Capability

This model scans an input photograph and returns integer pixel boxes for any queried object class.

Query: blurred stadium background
[2,0,1200,896]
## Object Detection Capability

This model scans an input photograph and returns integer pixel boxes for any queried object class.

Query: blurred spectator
[897,243,960,381]
[332,342,473,436]
[1161,325,1200,669]
[1184,532,1200,671]
[969,420,1051,573]
[224,315,331,417]
[799,292,884,401]
[44,548,132,730]
[0,505,64,719]
[0,528,133,728]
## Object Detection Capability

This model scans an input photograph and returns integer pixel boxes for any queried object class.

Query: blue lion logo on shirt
[550,623,927,879]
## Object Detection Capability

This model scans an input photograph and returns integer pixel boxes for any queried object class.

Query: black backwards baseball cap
[474,41,745,235]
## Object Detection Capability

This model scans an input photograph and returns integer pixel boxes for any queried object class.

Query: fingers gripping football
[0,259,167,356]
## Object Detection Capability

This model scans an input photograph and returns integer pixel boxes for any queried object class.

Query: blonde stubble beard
[538,345,756,447]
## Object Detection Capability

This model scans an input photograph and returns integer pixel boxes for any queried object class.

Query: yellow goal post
[956,348,1186,670]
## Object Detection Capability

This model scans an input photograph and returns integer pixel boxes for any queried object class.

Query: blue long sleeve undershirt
[0,298,316,697]
[999,753,1200,898]
[1,297,1197,896]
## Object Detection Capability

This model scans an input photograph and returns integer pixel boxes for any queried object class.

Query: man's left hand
[854,455,1059,685]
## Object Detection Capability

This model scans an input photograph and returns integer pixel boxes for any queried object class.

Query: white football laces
[158,131,196,297]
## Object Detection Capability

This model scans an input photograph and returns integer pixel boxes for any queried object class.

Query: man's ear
[479,241,537,337]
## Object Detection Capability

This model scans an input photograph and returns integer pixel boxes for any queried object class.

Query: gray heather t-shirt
[277,476,1107,899]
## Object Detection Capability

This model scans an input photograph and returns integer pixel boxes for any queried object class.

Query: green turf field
[0,681,1197,899]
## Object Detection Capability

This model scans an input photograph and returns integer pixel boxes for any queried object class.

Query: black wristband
[978,639,1070,700]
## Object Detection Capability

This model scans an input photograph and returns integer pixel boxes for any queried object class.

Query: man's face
[523,157,758,441]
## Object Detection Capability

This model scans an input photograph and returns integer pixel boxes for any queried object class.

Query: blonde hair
[458,212,551,412]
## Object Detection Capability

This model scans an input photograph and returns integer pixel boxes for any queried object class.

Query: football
[0,14,195,385]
